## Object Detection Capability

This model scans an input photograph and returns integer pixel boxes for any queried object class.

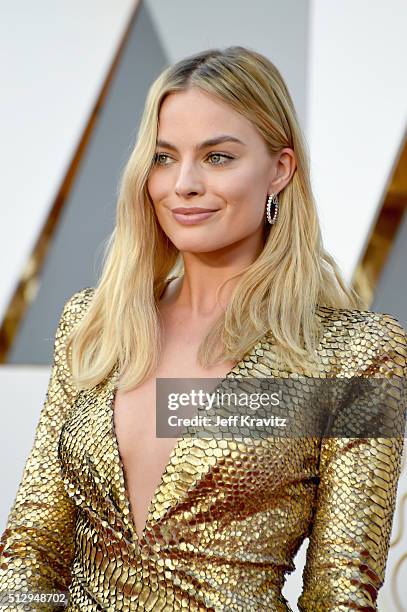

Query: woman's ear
[268,147,296,194]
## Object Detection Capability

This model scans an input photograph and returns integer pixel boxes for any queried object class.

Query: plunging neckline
[109,356,244,546]
[107,275,255,546]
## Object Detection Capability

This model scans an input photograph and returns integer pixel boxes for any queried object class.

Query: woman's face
[147,87,291,255]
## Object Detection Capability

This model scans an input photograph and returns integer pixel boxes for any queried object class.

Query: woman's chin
[169,237,227,253]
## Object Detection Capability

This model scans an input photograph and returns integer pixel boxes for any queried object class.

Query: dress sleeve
[0,289,92,604]
[298,313,407,611]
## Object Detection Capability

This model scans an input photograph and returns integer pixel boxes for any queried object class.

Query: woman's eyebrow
[156,135,246,151]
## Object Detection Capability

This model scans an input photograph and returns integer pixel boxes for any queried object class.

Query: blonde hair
[66,45,365,392]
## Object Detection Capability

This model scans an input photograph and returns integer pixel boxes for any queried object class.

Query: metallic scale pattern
[0,285,406,611]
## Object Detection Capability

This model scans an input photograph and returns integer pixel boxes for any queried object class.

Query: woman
[0,46,406,611]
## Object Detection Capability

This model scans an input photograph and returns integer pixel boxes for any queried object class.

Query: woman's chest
[59,376,321,545]
[58,327,326,546]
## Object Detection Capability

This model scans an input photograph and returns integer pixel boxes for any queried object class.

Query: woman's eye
[207,153,233,165]
[154,153,171,165]
[153,152,234,166]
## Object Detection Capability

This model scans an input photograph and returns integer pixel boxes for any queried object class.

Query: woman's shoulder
[315,303,406,337]
[62,286,95,312]
[57,287,96,334]
[314,304,407,376]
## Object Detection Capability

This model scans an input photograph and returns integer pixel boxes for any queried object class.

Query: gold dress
[0,287,406,611]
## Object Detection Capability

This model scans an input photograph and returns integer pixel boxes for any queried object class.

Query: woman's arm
[0,289,92,602]
[298,314,407,611]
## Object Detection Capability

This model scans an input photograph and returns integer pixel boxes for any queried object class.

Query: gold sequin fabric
[0,288,406,611]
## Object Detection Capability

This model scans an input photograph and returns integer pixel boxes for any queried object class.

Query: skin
[147,85,297,320]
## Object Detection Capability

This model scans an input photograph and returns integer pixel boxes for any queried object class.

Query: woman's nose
[174,162,205,197]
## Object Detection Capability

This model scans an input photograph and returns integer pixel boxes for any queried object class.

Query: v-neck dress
[0,284,406,611]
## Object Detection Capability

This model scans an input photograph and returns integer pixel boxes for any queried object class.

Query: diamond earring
[266,193,279,225]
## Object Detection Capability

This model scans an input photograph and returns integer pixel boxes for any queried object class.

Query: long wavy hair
[66,45,365,392]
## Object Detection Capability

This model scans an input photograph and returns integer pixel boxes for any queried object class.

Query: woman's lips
[171,210,219,225]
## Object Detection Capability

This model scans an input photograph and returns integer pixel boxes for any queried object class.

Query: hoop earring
[266,193,279,225]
